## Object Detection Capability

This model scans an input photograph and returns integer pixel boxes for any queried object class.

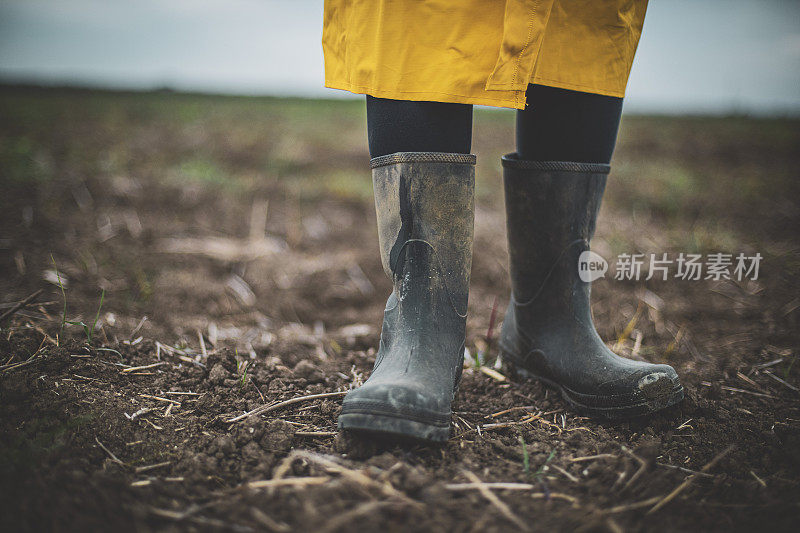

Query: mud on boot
[499,154,683,419]
[338,152,475,442]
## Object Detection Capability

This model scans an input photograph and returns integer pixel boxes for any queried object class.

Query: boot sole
[338,411,451,442]
[502,351,684,420]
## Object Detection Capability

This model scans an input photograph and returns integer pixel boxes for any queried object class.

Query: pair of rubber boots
[338,152,684,442]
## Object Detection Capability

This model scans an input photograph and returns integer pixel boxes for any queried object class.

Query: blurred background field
[2,86,798,330]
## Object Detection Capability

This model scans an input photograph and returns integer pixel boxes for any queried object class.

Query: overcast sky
[1,0,798,114]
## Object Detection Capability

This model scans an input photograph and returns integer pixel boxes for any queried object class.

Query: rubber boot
[499,154,683,419]
[338,152,475,441]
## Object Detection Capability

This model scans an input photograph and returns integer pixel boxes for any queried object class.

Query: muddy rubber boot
[338,152,475,442]
[499,154,683,419]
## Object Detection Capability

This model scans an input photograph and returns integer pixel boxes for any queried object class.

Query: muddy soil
[1,87,799,532]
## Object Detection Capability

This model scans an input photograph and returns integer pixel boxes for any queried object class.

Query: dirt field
[1,86,799,532]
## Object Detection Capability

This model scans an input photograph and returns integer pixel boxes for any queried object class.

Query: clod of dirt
[386,463,431,495]
[241,441,263,463]
[241,415,265,440]
[260,419,296,453]
[208,363,231,385]
[208,435,237,459]
[178,452,217,478]
[292,360,325,382]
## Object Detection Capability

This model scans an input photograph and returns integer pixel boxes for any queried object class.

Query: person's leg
[499,84,683,419]
[339,97,475,442]
[366,95,473,157]
[516,84,622,164]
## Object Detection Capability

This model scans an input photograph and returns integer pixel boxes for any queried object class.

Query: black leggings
[367,84,623,164]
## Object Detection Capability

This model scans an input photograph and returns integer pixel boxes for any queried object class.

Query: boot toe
[636,365,681,400]
[596,362,680,396]
[341,381,451,426]
[572,362,683,418]
[339,381,452,442]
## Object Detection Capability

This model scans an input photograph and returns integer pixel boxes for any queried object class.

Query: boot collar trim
[502,153,611,174]
[371,152,477,169]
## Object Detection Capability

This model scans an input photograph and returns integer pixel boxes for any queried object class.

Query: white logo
[578,250,608,282]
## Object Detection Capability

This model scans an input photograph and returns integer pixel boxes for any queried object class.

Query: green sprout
[66,289,105,344]
[236,351,248,389]
[520,436,557,481]
[534,449,557,480]
[49,254,105,344]
[519,436,530,474]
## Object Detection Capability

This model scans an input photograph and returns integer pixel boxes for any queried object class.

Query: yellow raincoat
[323,0,648,109]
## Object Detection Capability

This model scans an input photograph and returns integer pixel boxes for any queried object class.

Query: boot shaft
[372,152,475,315]
[337,152,476,440]
[502,154,609,310]
[499,155,685,419]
